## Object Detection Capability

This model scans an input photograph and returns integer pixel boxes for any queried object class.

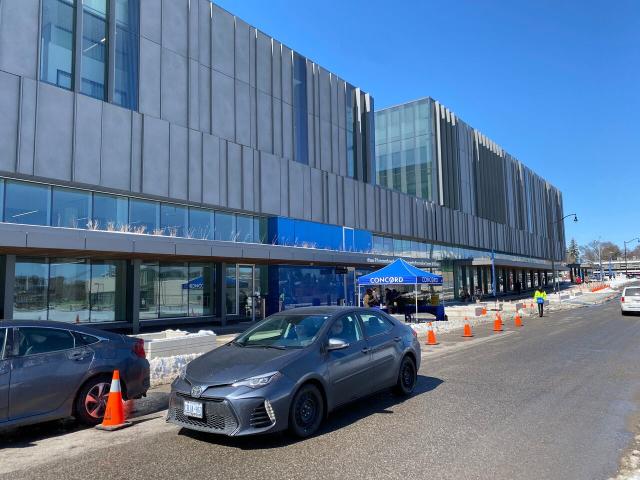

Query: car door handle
[393,336,402,342]
[69,351,87,361]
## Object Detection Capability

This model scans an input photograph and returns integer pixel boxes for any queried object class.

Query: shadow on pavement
[178,374,443,450]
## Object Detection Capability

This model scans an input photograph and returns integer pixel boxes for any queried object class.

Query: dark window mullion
[107,0,116,103]
[73,0,83,93]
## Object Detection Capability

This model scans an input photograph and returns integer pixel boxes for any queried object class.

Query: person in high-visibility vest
[534,286,547,317]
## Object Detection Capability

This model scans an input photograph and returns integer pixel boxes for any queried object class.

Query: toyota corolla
[167,306,420,438]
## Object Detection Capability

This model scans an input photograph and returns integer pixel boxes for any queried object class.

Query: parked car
[621,287,640,315]
[0,321,149,430]
[167,306,421,438]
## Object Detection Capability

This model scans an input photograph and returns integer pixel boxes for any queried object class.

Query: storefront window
[160,204,187,237]
[215,212,236,241]
[13,258,49,320]
[187,263,213,317]
[139,262,159,319]
[51,187,91,228]
[188,207,214,240]
[254,217,267,244]
[92,193,128,230]
[225,265,237,315]
[90,261,123,322]
[4,181,51,226]
[159,263,188,318]
[129,198,159,234]
[48,259,90,322]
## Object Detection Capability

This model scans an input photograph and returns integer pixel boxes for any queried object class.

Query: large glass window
[187,263,213,317]
[40,0,76,89]
[236,215,254,243]
[139,262,159,319]
[254,217,268,244]
[225,265,237,315]
[90,260,123,322]
[4,181,51,226]
[160,204,187,237]
[16,327,75,356]
[293,53,308,165]
[80,0,108,100]
[215,212,236,241]
[188,207,214,240]
[48,259,90,323]
[92,193,128,230]
[129,198,159,234]
[114,0,139,109]
[13,259,49,320]
[51,187,91,228]
[159,263,188,318]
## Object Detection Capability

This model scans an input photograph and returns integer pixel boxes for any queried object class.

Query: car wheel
[75,375,112,426]
[621,310,627,316]
[393,355,417,396]
[289,384,324,438]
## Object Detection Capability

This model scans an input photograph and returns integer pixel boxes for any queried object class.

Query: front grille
[167,395,239,435]
[250,403,273,428]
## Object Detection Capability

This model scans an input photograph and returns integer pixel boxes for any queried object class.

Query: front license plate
[183,400,203,418]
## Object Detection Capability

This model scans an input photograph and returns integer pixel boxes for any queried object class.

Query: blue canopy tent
[357,258,444,319]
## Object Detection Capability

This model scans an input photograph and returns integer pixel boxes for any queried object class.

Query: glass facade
[293,53,308,165]
[40,0,76,89]
[4,180,51,226]
[160,204,188,237]
[346,84,356,178]
[92,192,128,230]
[129,198,159,234]
[51,187,91,228]
[188,207,214,240]
[80,0,109,100]
[375,98,437,200]
[114,0,139,109]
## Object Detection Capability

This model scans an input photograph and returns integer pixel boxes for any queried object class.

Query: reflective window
[293,53,308,165]
[225,265,237,315]
[359,312,394,337]
[48,259,90,322]
[235,314,329,348]
[16,327,75,356]
[215,212,236,241]
[0,180,4,220]
[14,258,49,320]
[329,314,362,343]
[188,207,214,240]
[129,198,159,234]
[80,0,108,100]
[114,0,139,109]
[4,181,51,226]
[0,328,5,358]
[90,261,123,322]
[160,204,187,237]
[159,263,188,318]
[254,217,268,244]
[92,193,128,230]
[236,215,254,243]
[187,263,214,317]
[346,84,356,178]
[139,262,159,319]
[51,187,91,228]
[40,0,76,89]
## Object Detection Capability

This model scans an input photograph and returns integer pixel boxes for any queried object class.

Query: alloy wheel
[84,382,111,419]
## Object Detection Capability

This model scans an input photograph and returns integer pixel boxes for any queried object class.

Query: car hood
[185,343,303,386]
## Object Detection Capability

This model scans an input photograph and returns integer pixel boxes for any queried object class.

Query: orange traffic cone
[481,307,487,316]
[514,313,523,327]
[462,318,473,338]
[426,323,438,345]
[96,370,132,431]
[493,315,503,332]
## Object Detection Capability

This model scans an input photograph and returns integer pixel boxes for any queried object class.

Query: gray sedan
[0,321,150,429]
[168,307,421,438]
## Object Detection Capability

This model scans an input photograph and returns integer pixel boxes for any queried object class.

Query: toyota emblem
[191,385,205,398]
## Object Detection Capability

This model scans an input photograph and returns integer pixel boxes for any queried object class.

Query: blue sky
[215,0,640,248]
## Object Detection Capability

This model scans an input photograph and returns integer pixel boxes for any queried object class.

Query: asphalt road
[2,295,640,480]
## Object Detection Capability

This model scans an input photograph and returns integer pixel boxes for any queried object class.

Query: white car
[621,286,640,315]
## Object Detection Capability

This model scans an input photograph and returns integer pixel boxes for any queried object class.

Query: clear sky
[215,0,640,248]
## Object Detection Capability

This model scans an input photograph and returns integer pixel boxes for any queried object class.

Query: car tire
[75,375,113,426]
[621,310,627,316]
[393,355,417,396]
[289,384,324,438]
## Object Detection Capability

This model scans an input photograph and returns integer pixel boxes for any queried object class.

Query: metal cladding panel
[101,103,132,191]
[188,0,199,60]
[199,65,211,133]
[256,32,272,95]
[302,167,312,220]
[140,0,162,43]
[241,146,254,210]
[337,176,344,226]
[139,38,161,118]
[202,133,220,205]
[169,124,189,200]
[131,113,143,192]
[279,158,289,217]
[343,178,355,227]
[198,0,211,67]
[338,127,347,177]
[218,139,227,206]
[273,98,283,157]
[320,120,331,172]
[35,84,73,181]
[142,115,170,197]
[0,0,39,79]
[161,48,188,127]
[288,161,304,218]
[281,46,293,106]
[379,189,388,233]
[235,80,251,146]
[211,4,235,78]
[188,59,199,129]
[211,70,235,141]
[226,141,242,209]
[331,123,339,174]
[337,79,346,129]
[162,0,188,57]
[365,184,375,231]
[272,41,282,100]
[249,27,256,88]
[252,150,261,213]
[416,200,425,239]
[327,173,338,224]
[18,77,37,175]
[318,68,331,123]
[249,87,257,149]
[235,19,250,83]
[307,112,315,169]
[188,129,203,202]
[257,91,273,153]
[73,95,102,184]
[259,152,280,215]
[282,103,293,161]
[391,191,400,235]
[310,168,324,222]
[0,70,20,171]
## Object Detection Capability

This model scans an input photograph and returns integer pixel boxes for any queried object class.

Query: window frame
[0,328,6,360]
[357,311,395,339]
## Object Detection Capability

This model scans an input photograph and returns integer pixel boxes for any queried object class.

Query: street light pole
[623,237,640,277]
[549,213,578,293]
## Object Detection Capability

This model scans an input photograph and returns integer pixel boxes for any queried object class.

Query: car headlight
[232,371,282,389]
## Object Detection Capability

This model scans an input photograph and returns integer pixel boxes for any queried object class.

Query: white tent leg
[357,285,361,307]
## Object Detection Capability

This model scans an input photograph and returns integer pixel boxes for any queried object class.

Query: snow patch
[149,353,203,387]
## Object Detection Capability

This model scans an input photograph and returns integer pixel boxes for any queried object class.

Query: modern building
[0,0,565,332]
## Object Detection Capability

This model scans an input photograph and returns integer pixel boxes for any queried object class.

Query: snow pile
[149,353,203,387]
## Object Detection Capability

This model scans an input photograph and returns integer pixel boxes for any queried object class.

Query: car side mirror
[327,338,349,351]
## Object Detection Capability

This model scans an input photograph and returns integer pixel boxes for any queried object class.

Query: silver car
[168,307,421,438]
[0,321,150,429]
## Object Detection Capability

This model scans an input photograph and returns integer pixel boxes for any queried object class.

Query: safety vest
[534,290,547,302]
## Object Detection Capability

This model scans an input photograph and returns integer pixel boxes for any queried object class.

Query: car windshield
[625,288,640,296]
[234,314,330,349]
